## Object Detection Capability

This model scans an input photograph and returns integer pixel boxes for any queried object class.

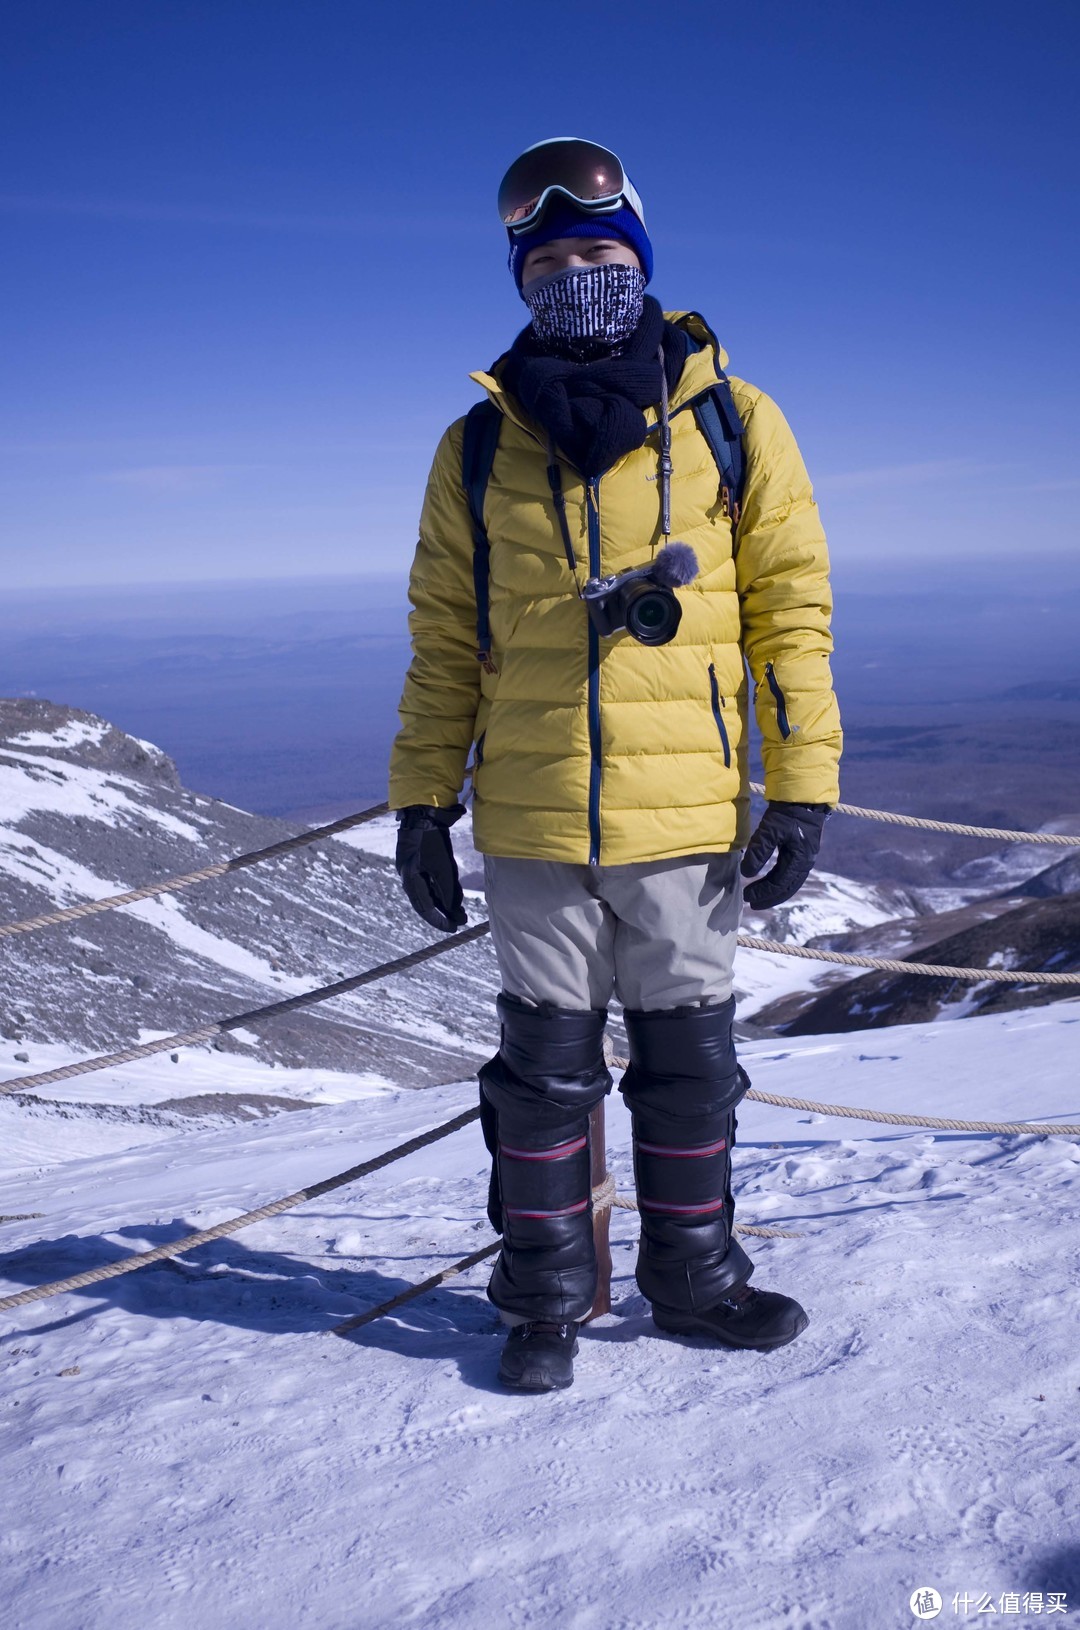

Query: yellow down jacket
[388,312,841,865]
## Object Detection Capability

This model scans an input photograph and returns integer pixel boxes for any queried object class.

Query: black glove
[394,804,467,933]
[740,801,829,910]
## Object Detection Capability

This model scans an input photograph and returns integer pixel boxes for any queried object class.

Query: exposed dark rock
[154,1092,311,1120]
[773,895,1080,1034]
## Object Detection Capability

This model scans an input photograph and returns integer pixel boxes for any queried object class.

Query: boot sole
[652,1309,809,1351]
[498,1368,575,1392]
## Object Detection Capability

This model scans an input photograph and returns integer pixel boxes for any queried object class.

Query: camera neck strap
[546,443,582,583]
[657,344,673,540]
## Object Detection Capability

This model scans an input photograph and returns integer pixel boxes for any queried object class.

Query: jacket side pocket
[707,663,732,769]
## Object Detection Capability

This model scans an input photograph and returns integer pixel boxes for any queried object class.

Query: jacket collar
[469,311,731,440]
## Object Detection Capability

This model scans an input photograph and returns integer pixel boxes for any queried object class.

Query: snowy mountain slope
[1,1003,1078,1630]
[0,699,500,1089]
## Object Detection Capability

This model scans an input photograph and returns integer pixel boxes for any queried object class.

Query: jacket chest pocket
[707,663,732,768]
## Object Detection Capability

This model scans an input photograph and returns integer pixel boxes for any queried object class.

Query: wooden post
[586,1099,612,1320]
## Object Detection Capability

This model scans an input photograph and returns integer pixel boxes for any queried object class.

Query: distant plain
[4,557,1079,889]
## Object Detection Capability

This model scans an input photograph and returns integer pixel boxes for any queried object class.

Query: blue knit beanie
[508,199,654,293]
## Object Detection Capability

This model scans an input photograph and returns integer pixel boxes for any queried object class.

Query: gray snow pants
[481,850,743,1010]
[479,852,752,1322]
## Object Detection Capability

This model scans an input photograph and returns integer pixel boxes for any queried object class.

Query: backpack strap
[683,324,747,525]
[461,399,502,672]
[693,385,746,526]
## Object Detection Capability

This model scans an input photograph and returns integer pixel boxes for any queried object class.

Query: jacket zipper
[587,478,603,864]
[764,662,791,740]
[707,664,732,768]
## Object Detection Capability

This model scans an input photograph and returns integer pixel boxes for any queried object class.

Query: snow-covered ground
[3,1002,1079,1629]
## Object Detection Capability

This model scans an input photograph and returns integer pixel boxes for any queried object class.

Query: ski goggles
[498,137,646,236]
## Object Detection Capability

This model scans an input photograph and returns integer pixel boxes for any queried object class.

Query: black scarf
[499,296,690,479]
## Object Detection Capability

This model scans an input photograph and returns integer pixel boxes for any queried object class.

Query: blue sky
[3,0,1077,588]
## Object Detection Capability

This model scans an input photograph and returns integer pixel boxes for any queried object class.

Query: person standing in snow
[389,138,841,1390]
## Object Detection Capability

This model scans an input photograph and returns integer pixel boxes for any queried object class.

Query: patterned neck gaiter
[522,263,647,359]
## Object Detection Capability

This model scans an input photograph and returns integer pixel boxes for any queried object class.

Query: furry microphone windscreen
[651,543,699,587]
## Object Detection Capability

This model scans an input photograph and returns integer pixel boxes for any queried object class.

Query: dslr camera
[580,542,699,647]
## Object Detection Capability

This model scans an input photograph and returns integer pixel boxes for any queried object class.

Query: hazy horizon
[7,546,1080,605]
[4,571,1079,853]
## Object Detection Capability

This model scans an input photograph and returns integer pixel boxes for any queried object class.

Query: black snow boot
[652,1284,809,1350]
[479,993,612,1326]
[620,999,754,1312]
[498,1320,580,1391]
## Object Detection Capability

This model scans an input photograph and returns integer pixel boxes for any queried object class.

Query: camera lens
[625,583,682,645]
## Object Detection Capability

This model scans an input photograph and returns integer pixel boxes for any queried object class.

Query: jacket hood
[469,310,731,440]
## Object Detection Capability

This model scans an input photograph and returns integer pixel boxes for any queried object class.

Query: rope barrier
[1,781,1074,951]
[328,1217,806,1335]
[0,1116,795,1326]
[591,1172,617,1215]
[0,1105,482,1315]
[331,1173,621,1337]
[0,802,389,941]
[4,915,1077,1101]
[4,1063,1076,1321]
[330,1242,502,1335]
[748,782,1080,846]
[607,1057,1080,1136]
[0,923,491,1096]
[606,1191,802,1237]
[736,934,1080,986]
[1,774,1076,1330]
[740,1087,1080,1137]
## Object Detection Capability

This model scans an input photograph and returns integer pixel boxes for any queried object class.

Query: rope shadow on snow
[0,1225,707,1390]
[735,1129,1076,1150]
[0,1219,503,1348]
[766,1192,967,1226]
